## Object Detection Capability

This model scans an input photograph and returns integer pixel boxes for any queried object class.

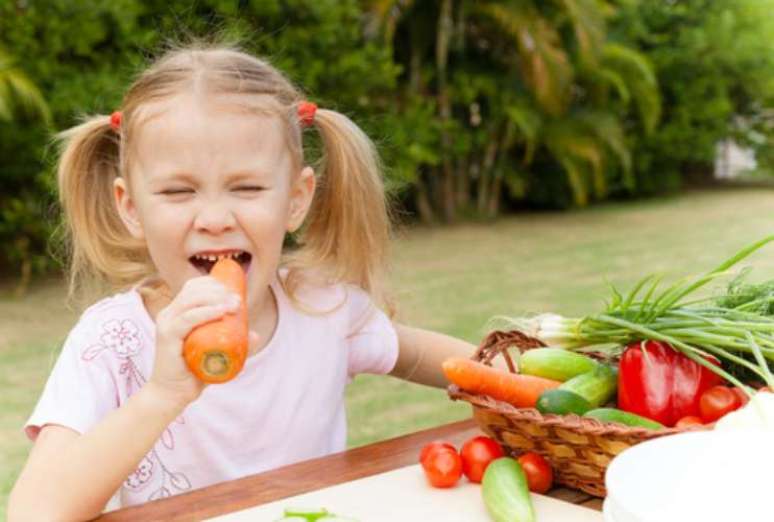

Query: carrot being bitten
[183,258,248,383]
[443,357,561,408]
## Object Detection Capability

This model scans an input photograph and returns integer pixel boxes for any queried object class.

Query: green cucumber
[558,364,618,409]
[279,507,361,522]
[519,348,599,381]
[281,507,330,521]
[584,408,664,430]
[535,365,617,415]
[536,389,592,415]
[482,457,535,522]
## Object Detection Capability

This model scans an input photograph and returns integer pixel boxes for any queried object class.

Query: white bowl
[603,429,774,522]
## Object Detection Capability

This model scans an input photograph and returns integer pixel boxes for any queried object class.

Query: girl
[8,44,476,520]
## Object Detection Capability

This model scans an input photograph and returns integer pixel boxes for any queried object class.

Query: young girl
[8,44,477,520]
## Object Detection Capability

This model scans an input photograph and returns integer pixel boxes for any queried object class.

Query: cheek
[142,206,190,242]
[135,203,191,272]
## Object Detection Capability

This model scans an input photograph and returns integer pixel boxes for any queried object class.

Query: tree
[368,0,661,221]
[0,45,51,295]
[610,0,774,189]
[0,46,50,125]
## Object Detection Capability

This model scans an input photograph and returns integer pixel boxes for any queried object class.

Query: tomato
[675,415,704,428]
[459,436,505,483]
[517,452,553,494]
[419,441,457,466]
[699,385,742,423]
[730,387,750,407]
[421,446,462,488]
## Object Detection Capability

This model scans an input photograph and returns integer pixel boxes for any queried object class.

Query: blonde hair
[56,43,394,313]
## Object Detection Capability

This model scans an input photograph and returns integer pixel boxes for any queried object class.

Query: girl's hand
[150,276,256,407]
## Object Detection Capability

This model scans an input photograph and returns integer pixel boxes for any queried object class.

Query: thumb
[248,330,261,356]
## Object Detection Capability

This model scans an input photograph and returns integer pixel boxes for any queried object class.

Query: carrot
[183,258,248,384]
[443,357,561,408]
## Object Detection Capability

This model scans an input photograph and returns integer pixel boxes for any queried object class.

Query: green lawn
[2,187,774,514]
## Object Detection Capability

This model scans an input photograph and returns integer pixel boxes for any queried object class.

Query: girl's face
[114,93,315,314]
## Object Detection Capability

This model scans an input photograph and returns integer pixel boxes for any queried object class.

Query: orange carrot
[183,258,248,383]
[443,357,561,408]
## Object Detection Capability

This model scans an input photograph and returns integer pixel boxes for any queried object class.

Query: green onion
[500,235,774,388]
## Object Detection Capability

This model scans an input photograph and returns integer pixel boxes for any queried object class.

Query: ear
[113,177,145,239]
[287,166,316,233]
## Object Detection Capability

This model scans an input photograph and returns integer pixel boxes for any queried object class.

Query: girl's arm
[9,275,245,521]
[8,384,189,521]
[390,323,478,388]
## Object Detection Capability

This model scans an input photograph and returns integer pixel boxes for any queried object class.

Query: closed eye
[233,186,266,192]
[158,189,194,195]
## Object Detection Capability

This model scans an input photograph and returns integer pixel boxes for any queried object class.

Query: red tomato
[675,415,704,428]
[421,447,462,488]
[731,387,750,407]
[419,441,457,466]
[459,436,505,483]
[699,386,742,423]
[517,452,553,494]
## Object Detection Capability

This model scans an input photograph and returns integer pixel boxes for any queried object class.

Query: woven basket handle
[472,330,546,373]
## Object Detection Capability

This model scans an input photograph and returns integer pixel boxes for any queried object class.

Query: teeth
[192,251,245,262]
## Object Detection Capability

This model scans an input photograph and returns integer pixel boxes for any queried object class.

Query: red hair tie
[297,101,317,128]
[110,111,123,131]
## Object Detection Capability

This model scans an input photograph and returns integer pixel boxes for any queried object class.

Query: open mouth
[189,250,252,275]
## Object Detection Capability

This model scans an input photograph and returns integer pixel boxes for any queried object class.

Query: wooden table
[97,419,602,521]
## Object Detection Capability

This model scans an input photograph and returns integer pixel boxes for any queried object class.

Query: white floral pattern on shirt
[80,318,192,501]
[125,456,154,490]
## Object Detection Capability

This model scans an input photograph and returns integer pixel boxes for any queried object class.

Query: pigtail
[285,109,394,315]
[56,115,149,303]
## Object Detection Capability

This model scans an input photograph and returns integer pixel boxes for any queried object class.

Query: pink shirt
[25,274,398,508]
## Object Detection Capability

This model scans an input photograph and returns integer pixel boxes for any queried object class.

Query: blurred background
[2,0,774,514]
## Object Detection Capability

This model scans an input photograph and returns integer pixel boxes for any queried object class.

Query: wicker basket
[447,330,708,497]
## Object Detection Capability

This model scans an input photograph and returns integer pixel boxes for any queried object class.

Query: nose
[193,198,237,235]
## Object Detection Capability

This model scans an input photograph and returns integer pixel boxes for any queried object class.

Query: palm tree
[365,0,661,219]
[0,45,50,296]
[0,45,50,125]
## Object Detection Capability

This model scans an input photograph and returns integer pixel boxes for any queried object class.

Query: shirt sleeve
[345,286,399,378]
[24,313,122,441]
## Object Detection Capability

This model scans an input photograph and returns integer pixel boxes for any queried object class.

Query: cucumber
[519,348,598,382]
[282,507,330,521]
[584,408,664,430]
[536,389,592,415]
[278,507,359,522]
[558,364,618,409]
[481,457,535,522]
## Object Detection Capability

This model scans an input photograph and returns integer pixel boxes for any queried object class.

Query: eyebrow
[149,170,270,185]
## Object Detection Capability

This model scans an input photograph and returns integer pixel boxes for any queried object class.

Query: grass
[2,187,774,514]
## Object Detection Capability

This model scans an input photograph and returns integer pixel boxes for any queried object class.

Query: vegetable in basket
[442,357,560,408]
[536,364,617,416]
[584,408,664,430]
[503,235,774,397]
[519,348,598,381]
[617,340,721,426]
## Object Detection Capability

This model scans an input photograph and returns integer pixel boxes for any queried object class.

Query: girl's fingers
[165,278,240,315]
[248,330,260,356]
[165,304,234,341]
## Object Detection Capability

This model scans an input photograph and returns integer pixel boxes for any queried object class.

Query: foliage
[1,0,773,285]
[609,0,774,190]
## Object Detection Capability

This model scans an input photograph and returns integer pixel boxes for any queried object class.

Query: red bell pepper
[617,340,722,427]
